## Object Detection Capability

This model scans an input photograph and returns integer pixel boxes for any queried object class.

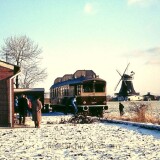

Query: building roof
[14,88,45,92]
[0,60,20,75]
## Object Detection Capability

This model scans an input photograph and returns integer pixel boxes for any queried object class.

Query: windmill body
[114,63,143,101]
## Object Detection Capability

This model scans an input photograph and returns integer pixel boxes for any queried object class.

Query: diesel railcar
[50,70,108,117]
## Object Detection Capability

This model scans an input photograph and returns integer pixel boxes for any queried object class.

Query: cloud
[126,46,160,65]
[146,47,160,56]
[145,47,160,65]
[84,3,95,14]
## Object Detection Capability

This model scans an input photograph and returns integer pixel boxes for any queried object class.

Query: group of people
[14,94,43,128]
[15,94,78,128]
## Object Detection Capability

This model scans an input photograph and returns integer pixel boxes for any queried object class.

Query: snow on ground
[0,112,160,160]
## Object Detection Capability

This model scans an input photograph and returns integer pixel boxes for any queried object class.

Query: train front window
[95,83,105,92]
[83,81,105,93]
[83,84,93,92]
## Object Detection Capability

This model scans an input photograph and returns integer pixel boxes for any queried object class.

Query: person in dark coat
[18,94,28,125]
[119,102,124,116]
[32,96,43,128]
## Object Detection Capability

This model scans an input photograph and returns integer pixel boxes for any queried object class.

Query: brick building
[0,60,20,127]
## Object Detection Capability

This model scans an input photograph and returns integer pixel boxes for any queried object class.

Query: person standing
[32,96,43,128]
[18,94,28,125]
[27,97,32,116]
[71,96,78,116]
[119,102,124,116]
[14,96,19,114]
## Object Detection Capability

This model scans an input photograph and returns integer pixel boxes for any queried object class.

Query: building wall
[0,66,14,127]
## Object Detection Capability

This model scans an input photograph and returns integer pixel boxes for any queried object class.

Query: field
[104,101,160,123]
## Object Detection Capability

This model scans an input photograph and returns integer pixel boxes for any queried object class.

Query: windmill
[114,63,140,101]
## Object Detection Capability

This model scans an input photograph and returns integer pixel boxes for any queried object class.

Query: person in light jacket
[32,96,43,128]
[71,96,78,116]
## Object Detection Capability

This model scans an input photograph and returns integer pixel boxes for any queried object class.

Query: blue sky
[0,0,160,95]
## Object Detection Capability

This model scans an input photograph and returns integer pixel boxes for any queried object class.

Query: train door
[73,85,82,96]
[77,85,81,95]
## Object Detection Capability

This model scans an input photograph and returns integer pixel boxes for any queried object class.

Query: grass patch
[104,102,160,125]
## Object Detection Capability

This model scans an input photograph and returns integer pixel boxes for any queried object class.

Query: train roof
[50,70,106,89]
[54,77,62,84]
[73,70,96,79]
[62,74,73,81]
[51,76,85,88]
[50,77,106,88]
[53,70,96,84]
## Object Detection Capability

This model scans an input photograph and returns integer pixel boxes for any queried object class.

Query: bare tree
[20,62,47,88]
[0,35,47,88]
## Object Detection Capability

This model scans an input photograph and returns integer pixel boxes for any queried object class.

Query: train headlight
[83,106,89,111]
[103,101,106,104]
[83,101,86,104]
[103,106,108,110]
